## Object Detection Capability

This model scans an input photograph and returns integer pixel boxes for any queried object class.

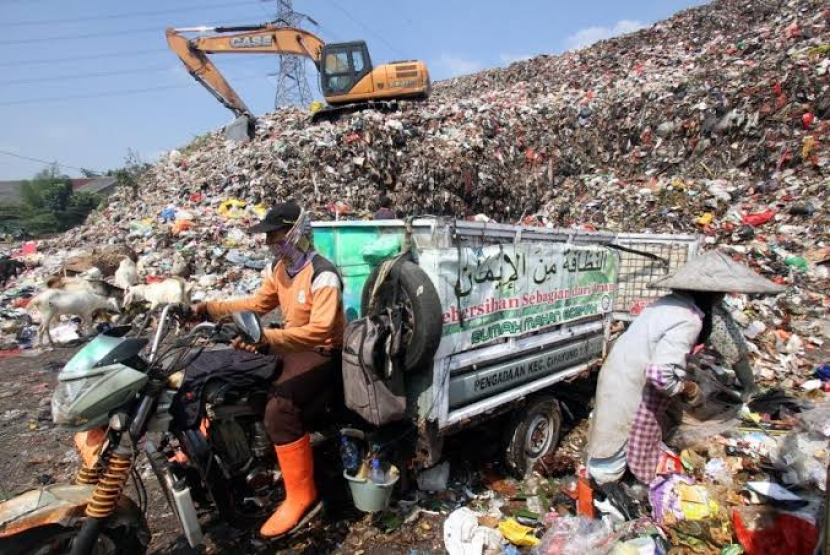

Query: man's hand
[232,337,264,354]
[681,381,704,407]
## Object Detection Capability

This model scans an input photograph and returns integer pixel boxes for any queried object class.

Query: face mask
[269,240,304,265]
[268,242,289,258]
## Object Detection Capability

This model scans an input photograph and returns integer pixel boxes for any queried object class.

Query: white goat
[46,275,98,293]
[31,289,120,346]
[114,258,139,290]
[46,275,123,300]
[123,278,192,310]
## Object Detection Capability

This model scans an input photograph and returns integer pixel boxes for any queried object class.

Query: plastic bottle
[355,457,370,481]
[370,458,386,485]
[339,436,361,475]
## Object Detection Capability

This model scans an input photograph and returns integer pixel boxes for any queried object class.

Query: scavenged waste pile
[7,0,824,363]
[0,0,828,552]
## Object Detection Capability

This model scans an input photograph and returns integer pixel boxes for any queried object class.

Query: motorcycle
[0,305,331,555]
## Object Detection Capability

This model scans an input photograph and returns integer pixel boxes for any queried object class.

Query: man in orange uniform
[192,201,345,538]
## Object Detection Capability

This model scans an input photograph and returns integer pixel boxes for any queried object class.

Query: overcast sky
[0,0,707,180]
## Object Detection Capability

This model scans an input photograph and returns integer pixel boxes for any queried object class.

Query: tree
[7,165,100,236]
[110,149,150,199]
[19,180,44,208]
[19,165,71,210]
[41,179,73,212]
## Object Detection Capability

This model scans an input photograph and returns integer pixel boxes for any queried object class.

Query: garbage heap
[0,0,826,551]
[427,386,830,555]
[1,0,823,357]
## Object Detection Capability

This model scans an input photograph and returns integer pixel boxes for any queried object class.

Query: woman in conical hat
[586,250,783,490]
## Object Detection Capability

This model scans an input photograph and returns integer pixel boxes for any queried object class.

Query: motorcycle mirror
[232,311,263,344]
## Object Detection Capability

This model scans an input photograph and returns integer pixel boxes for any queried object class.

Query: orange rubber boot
[260,433,319,538]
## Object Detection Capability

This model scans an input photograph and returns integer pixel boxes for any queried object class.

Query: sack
[342,314,407,426]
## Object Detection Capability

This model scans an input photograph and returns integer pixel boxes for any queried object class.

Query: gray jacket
[587,293,703,460]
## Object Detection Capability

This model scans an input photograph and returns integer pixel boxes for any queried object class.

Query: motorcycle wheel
[1,516,150,555]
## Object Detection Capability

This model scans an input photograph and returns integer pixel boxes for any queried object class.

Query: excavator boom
[166,22,430,137]
[166,25,325,119]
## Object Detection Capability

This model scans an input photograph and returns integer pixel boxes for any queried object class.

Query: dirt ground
[0,346,448,554]
[1,345,581,554]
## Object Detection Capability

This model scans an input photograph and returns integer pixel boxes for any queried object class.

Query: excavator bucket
[224,115,255,142]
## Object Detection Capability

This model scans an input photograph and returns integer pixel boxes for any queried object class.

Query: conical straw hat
[648,250,785,294]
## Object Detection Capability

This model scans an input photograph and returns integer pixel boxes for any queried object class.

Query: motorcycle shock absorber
[74,428,108,485]
[76,459,102,485]
[85,448,132,518]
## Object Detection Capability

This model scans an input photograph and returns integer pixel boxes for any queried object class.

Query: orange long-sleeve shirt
[206,255,345,353]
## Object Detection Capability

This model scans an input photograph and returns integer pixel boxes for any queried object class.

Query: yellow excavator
[166,23,431,136]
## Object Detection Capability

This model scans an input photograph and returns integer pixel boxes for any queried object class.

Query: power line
[0,17,262,45]
[0,75,262,107]
[327,0,405,59]
[0,64,170,86]
[0,18,347,69]
[0,149,89,172]
[0,48,170,68]
[1,44,277,69]
[5,1,259,26]
[0,57,263,86]
[0,26,167,45]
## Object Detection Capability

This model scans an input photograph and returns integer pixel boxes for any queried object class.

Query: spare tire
[361,260,443,372]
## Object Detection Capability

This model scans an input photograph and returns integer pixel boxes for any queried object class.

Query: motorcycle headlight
[52,378,98,426]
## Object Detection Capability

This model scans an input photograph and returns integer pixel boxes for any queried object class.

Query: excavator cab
[320,41,373,99]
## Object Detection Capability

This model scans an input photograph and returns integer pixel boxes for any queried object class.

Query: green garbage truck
[314,218,700,476]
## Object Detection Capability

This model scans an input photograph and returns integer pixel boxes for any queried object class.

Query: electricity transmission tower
[270,0,316,108]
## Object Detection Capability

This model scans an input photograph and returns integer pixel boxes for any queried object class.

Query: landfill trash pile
[0,0,827,551]
[429,397,830,554]
[1,0,823,373]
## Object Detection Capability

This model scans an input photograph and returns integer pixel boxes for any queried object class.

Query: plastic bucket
[343,467,399,513]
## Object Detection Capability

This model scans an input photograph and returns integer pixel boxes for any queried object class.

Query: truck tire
[361,261,443,372]
[503,395,563,478]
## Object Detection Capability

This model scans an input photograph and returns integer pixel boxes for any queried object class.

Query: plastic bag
[732,506,818,555]
[217,199,248,219]
[741,209,775,227]
[649,474,719,524]
[172,219,193,235]
[417,461,450,491]
[534,515,618,555]
[499,518,539,547]
[444,507,503,555]
[773,432,828,491]
[612,537,661,555]
[797,402,830,438]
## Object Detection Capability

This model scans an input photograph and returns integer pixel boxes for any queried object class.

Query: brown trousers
[263,350,340,445]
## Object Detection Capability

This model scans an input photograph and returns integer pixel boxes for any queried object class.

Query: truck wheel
[361,261,443,372]
[503,396,563,478]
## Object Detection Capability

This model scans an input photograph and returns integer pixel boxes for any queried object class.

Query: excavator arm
[165,25,326,119]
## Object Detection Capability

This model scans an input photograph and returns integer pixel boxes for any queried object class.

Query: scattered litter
[417,461,451,492]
